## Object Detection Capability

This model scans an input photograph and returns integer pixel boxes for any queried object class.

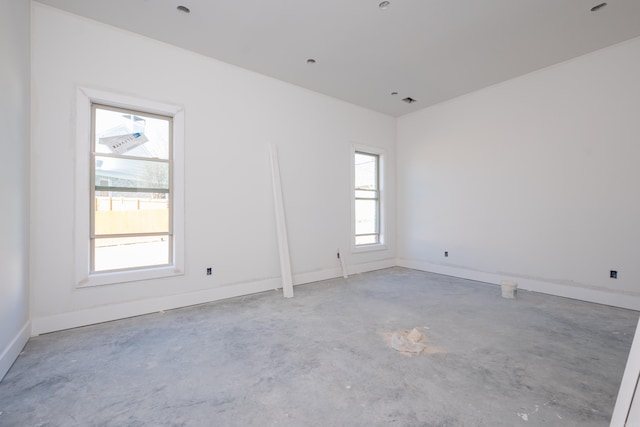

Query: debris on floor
[383,327,442,356]
[501,280,518,299]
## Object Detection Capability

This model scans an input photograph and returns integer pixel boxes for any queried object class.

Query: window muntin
[354,151,380,246]
[91,104,173,273]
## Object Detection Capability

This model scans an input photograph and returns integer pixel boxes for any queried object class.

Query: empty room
[2,0,640,425]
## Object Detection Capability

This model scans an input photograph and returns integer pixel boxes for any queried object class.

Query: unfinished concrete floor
[0,268,637,426]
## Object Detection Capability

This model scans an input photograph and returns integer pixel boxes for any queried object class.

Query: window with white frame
[354,149,382,247]
[91,104,173,273]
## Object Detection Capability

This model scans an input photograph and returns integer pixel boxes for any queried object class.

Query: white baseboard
[31,259,396,336]
[0,322,31,382]
[348,258,396,275]
[293,267,343,286]
[31,278,281,336]
[293,258,396,286]
[396,258,640,311]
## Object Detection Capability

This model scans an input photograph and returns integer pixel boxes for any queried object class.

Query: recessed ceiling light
[591,2,607,12]
[306,58,316,64]
[177,5,190,13]
[379,1,391,10]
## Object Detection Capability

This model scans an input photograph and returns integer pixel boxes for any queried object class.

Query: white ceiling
[35,0,640,116]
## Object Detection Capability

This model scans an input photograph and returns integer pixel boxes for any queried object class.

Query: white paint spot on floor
[346,385,351,389]
[517,404,539,421]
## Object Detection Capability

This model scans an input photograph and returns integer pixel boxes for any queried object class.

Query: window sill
[78,265,183,288]
[352,243,387,254]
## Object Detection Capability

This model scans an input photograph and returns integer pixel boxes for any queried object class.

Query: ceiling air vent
[402,97,417,104]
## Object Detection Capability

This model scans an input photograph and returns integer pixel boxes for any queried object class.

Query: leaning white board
[610,316,640,426]
[269,144,294,298]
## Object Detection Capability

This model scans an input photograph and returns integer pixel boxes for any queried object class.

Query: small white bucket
[501,280,518,299]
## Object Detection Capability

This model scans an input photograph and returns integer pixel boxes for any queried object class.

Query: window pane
[95,156,169,192]
[355,152,377,190]
[95,193,169,235]
[94,235,170,272]
[94,107,169,159]
[355,235,378,245]
[355,199,378,235]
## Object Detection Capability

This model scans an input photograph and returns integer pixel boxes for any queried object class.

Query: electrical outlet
[444,251,448,257]
[610,270,617,279]
[206,267,212,276]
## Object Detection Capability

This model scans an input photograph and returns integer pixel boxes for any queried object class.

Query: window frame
[76,88,184,287]
[351,144,386,253]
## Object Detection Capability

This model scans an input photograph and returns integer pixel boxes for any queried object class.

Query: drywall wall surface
[30,4,395,330]
[0,0,31,378]
[397,36,640,307]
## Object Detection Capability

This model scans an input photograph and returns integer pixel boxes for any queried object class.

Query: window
[75,88,184,287]
[91,104,172,272]
[353,146,385,250]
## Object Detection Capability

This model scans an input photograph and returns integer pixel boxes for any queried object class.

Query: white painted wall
[0,0,31,379]
[397,37,640,309]
[30,4,396,334]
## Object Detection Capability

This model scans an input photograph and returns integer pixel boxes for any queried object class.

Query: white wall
[397,37,640,309]
[30,4,396,334]
[0,0,31,379]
